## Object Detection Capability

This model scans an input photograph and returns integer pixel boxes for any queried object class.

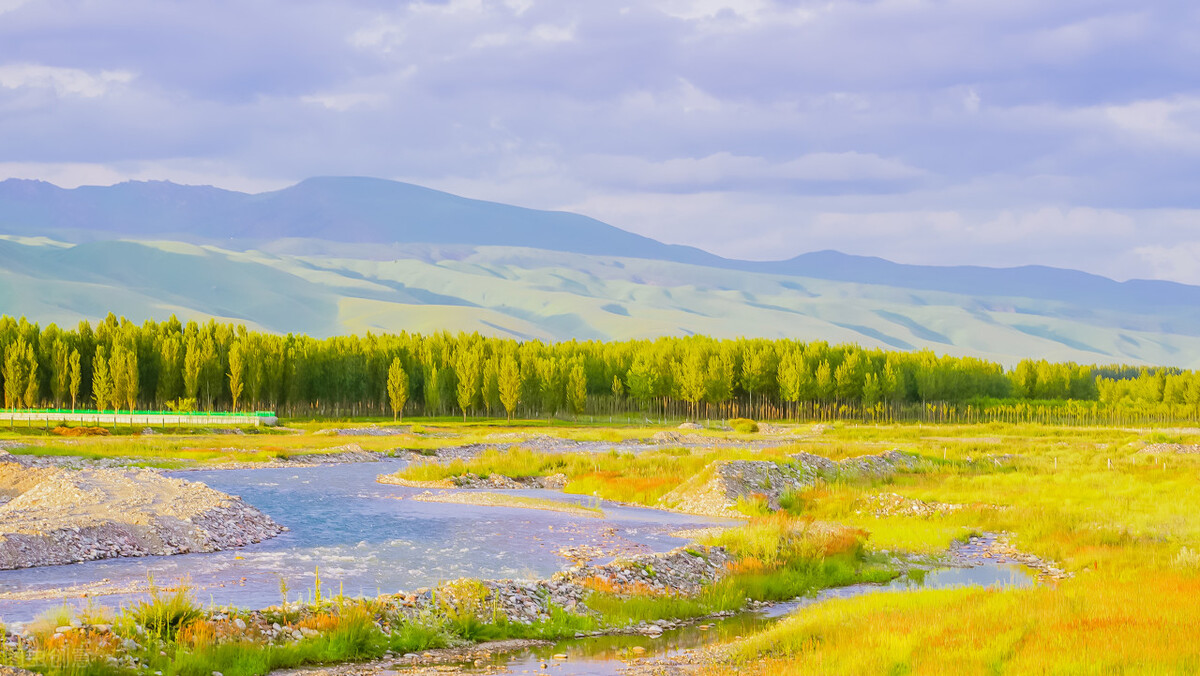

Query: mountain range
[0,176,1197,367]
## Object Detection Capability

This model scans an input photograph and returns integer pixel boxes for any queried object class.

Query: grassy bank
[6,420,1200,673]
[1,516,889,676]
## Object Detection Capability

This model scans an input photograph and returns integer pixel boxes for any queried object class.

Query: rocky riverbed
[0,451,285,570]
[660,450,922,518]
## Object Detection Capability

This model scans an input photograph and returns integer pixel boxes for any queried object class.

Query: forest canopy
[0,314,1193,419]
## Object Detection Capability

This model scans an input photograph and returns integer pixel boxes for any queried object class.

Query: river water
[0,460,1036,675]
[0,460,736,624]
[421,562,1034,675]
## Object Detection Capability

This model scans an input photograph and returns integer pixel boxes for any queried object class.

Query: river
[0,460,735,624]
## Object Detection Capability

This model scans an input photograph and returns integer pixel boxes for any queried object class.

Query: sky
[1,0,1199,282]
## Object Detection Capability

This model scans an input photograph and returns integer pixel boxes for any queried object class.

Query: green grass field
[4,418,1200,674]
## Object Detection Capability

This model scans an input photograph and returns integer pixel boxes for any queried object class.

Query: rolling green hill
[1,235,1197,367]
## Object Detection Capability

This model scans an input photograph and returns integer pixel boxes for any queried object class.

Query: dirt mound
[1140,443,1200,454]
[0,458,57,506]
[51,426,110,436]
[0,466,284,570]
[660,460,821,518]
[660,450,922,518]
[288,443,383,464]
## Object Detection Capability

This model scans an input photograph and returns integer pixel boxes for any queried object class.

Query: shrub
[730,418,759,433]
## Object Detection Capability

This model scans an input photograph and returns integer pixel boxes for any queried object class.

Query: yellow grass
[719,572,1200,675]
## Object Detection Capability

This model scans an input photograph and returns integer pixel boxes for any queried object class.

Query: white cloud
[301,89,393,111]
[1,0,1200,284]
[1102,97,1200,150]
[0,0,32,15]
[963,88,981,113]
[0,161,290,193]
[1132,241,1200,285]
[580,151,925,188]
[530,23,574,43]
[0,63,134,98]
[505,0,534,16]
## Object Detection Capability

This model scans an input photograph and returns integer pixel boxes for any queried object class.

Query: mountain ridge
[0,176,1197,367]
[0,175,1192,294]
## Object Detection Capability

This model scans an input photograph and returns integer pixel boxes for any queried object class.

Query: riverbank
[0,452,284,570]
[0,515,891,676]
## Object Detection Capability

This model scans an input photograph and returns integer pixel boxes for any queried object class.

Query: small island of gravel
[0,451,284,570]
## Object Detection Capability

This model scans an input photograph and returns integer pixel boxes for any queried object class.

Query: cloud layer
[1,0,1198,281]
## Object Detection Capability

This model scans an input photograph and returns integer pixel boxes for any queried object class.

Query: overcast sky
[1,0,1198,282]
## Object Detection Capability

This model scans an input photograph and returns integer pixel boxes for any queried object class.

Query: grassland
[3,418,1200,673]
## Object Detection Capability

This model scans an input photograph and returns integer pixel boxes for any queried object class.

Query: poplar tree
[68,349,81,411]
[93,350,113,412]
[228,342,246,412]
[387,357,409,421]
[52,339,69,407]
[568,361,587,418]
[454,345,482,421]
[3,338,32,409]
[498,352,521,420]
[22,342,38,408]
[815,361,835,402]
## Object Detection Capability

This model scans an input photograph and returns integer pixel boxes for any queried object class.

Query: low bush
[730,418,759,434]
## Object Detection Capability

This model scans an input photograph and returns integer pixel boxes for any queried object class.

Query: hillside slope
[0,177,1197,366]
[1,236,1196,367]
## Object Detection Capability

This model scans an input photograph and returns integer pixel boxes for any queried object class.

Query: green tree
[454,345,482,421]
[228,342,246,412]
[51,339,70,407]
[157,334,184,407]
[626,353,658,410]
[815,361,835,402]
[121,344,138,411]
[92,349,113,412]
[387,357,409,421]
[3,338,32,409]
[862,372,882,406]
[705,352,734,408]
[482,357,500,415]
[68,349,81,411]
[741,342,776,412]
[184,335,203,404]
[498,352,522,420]
[676,350,708,418]
[423,364,442,414]
[567,361,587,418]
[1011,360,1037,399]
[834,351,864,402]
[22,341,38,409]
[108,345,137,415]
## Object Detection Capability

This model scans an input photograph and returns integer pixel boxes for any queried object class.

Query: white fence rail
[0,411,277,427]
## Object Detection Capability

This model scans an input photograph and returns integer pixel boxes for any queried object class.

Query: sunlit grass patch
[717,572,1200,675]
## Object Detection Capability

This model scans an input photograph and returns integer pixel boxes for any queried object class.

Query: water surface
[0,460,733,623]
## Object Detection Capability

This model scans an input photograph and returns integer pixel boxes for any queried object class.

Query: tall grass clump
[129,580,204,642]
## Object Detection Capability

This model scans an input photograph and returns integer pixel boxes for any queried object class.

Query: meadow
[2,418,1199,674]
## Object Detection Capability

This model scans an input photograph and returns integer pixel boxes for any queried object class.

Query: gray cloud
[1,0,1198,281]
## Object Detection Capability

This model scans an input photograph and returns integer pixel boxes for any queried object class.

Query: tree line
[0,313,1191,419]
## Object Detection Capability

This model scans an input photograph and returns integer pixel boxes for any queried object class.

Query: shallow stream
[0,460,734,623]
[414,562,1034,675]
[0,459,1037,675]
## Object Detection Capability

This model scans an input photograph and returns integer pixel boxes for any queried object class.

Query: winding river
[0,460,735,624]
[0,459,1035,675]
